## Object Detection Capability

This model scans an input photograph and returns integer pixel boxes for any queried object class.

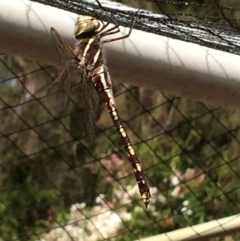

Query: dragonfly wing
[48,68,75,111]
[82,79,99,144]
[49,27,80,111]
[50,27,77,71]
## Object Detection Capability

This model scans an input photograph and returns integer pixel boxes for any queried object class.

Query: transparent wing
[49,27,79,111]
[50,27,98,142]
[50,27,77,70]
[82,78,99,144]
[48,68,74,111]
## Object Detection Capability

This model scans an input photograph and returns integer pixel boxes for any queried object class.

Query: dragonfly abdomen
[109,107,151,208]
[91,66,151,208]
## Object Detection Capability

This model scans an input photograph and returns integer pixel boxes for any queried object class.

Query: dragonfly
[48,1,150,208]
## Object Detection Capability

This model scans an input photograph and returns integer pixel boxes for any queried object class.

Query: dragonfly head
[75,16,100,37]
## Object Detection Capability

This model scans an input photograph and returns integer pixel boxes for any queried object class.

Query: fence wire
[30,0,240,55]
[1,0,240,241]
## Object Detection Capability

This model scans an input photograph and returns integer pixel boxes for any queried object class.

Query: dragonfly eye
[75,16,100,37]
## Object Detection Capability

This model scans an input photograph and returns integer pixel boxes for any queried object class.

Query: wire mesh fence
[1,55,240,241]
[1,0,240,241]
[29,0,240,55]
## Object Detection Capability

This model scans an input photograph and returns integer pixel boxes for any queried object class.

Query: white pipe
[136,214,240,241]
[1,0,240,110]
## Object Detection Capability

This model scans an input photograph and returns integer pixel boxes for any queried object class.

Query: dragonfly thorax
[75,16,100,38]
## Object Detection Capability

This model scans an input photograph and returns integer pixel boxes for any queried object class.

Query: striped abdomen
[91,65,151,208]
